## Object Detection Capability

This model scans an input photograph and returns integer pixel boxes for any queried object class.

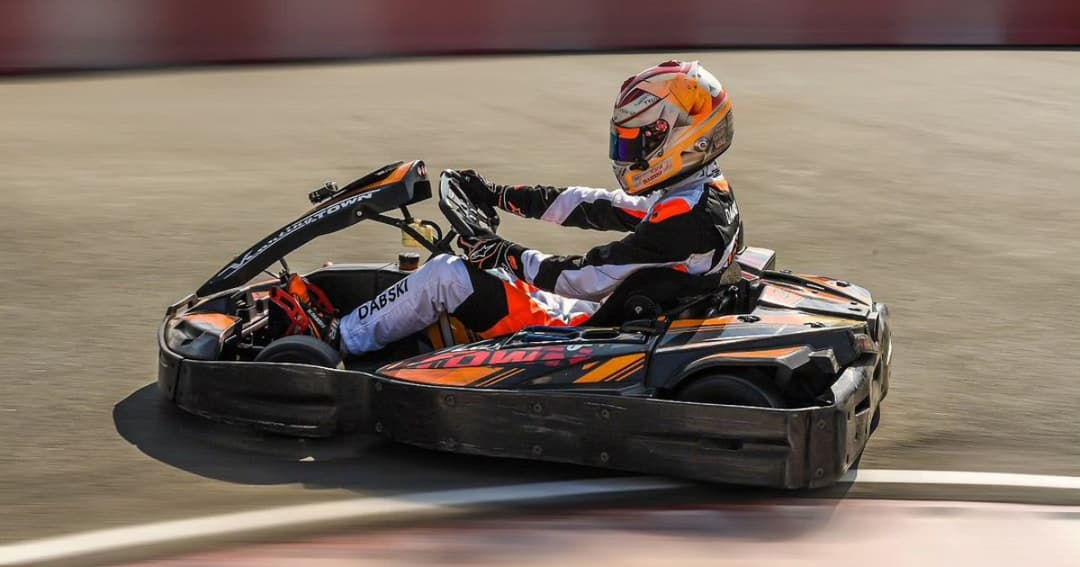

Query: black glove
[449,169,501,208]
[458,233,526,276]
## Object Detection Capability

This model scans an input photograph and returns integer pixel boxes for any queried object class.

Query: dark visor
[609,126,642,162]
[609,121,669,163]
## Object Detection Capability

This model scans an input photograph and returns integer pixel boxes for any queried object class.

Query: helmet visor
[609,126,641,163]
[609,121,669,163]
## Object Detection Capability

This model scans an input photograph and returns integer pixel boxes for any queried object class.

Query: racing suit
[339,164,742,355]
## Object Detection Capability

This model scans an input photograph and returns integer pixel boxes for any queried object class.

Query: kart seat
[585,268,729,326]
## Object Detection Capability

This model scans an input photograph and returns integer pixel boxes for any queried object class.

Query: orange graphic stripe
[799,275,872,305]
[383,366,497,386]
[355,161,412,193]
[602,358,646,383]
[669,312,854,333]
[669,317,727,330]
[718,347,803,359]
[575,354,644,384]
[471,367,525,388]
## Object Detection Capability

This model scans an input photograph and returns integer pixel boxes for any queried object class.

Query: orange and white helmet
[610,60,733,195]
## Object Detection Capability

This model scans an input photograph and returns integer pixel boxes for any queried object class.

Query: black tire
[255,335,342,368]
[675,371,786,408]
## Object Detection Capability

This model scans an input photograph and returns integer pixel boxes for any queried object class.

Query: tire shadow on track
[112,383,624,491]
[112,383,856,507]
[103,383,859,560]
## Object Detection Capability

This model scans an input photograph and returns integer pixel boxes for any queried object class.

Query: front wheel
[254,335,342,368]
[674,371,786,408]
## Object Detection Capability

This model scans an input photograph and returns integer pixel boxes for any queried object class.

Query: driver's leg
[339,254,599,356]
[339,254,475,355]
[453,273,598,339]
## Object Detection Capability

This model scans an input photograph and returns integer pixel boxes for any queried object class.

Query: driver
[337,60,742,356]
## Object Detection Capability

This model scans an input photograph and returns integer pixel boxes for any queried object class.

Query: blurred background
[3,0,1080,72]
[2,1,1079,565]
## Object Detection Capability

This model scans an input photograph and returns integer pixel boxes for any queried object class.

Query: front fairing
[196,160,431,297]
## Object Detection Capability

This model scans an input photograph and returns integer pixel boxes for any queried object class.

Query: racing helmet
[610,60,733,195]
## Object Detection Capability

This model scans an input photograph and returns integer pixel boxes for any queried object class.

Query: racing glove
[449,169,502,207]
[458,233,527,277]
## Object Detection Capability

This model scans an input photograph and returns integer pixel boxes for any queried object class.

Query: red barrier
[2,0,1078,74]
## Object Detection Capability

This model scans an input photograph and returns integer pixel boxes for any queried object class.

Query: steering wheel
[438,170,501,239]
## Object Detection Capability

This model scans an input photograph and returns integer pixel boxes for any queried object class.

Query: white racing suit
[340,165,743,355]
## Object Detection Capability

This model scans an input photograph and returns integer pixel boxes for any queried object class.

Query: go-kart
[157,160,892,489]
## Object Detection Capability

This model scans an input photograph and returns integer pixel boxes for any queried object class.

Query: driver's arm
[515,201,740,301]
[497,185,653,232]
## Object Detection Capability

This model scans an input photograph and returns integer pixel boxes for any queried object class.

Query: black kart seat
[585,268,726,326]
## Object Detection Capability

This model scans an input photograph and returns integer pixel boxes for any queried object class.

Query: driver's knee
[414,254,471,286]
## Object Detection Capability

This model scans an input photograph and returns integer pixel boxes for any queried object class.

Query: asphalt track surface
[1,50,1079,544]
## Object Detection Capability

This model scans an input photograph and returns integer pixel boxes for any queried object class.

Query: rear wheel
[675,371,786,408]
[255,335,342,368]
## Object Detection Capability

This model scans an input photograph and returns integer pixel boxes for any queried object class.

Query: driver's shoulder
[644,183,708,224]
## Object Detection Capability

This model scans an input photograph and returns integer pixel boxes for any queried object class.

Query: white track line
[0,477,681,566]
[841,468,1080,490]
[3,469,1080,566]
